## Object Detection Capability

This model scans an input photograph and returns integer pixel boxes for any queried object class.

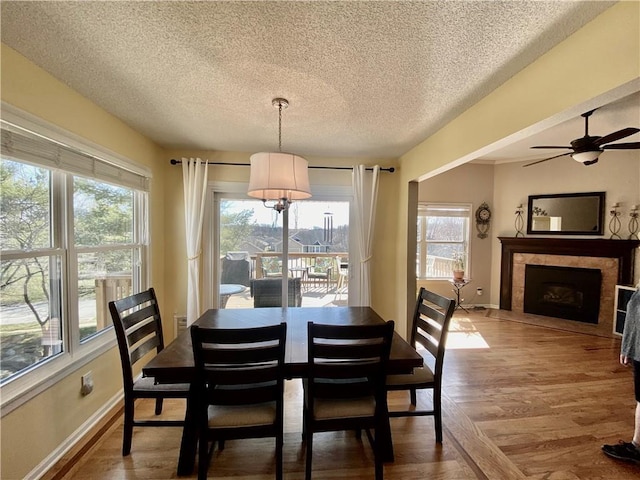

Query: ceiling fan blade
[523,152,571,167]
[530,145,572,149]
[593,127,640,146]
[602,142,640,150]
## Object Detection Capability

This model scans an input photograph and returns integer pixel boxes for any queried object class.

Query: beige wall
[491,150,640,306]
[393,2,639,334]
[162,149,397,324]
[1,43,166,479]
[417,163,495,303]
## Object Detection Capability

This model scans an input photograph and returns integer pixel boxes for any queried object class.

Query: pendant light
[248,98,312,212]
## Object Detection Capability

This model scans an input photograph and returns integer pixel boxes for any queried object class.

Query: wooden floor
[50,309,640,479]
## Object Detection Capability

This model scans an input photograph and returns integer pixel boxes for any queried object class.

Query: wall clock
[475,203,491,239]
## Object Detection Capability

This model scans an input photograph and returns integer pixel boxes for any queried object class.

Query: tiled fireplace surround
[499,237,639,336]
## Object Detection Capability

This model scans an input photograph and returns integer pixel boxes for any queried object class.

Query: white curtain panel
[352,165,380,306]
[182,157,209,326]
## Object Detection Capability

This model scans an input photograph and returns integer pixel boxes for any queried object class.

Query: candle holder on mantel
[609,203,622,239]
[514,204,525,237]
[629,205,639,240]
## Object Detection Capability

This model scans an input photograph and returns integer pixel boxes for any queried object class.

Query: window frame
[0,105,151,414]
[417,202,471,280]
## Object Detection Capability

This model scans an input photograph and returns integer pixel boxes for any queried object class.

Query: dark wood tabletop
[144,306,422,382]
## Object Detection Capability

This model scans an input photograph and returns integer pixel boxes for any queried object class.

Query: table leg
[177,384,198,476]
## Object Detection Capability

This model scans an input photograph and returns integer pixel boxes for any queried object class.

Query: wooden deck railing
[251,252,348,283]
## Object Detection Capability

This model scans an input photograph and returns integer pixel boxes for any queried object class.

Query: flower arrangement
[452,252,465,272]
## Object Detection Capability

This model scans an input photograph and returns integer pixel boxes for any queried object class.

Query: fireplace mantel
[499,237,639,310]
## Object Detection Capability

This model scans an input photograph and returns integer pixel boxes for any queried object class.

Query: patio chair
[386,287,455,443]
[261,257,283,278]
[250,278,302,307]
[109,288,190,455]
[307,257,333,292]
[334,256,348,300]
[221,251,251,287]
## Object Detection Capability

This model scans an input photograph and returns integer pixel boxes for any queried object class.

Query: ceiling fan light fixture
[571,150,601,164]
[247,98,311,212]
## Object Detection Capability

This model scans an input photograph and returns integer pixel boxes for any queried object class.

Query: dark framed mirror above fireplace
[527,191,605,235]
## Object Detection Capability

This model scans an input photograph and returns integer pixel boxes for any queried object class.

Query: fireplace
[524,264,601,323]
[499,237,639,335]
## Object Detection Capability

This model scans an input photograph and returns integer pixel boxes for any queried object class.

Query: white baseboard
[27,391,123,480]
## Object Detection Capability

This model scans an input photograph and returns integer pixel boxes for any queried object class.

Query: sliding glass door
[204,186,352,309]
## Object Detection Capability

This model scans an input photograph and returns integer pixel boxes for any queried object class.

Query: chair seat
[386,363,434,387]
[313,396,375,420]
[207,401,277,428]
[308,272,328,278]
[133,376,190,393]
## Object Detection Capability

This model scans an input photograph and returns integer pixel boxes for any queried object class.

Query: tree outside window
[1,159,144,381]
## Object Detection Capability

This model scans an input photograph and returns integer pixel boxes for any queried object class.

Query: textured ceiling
[0,1,626,160]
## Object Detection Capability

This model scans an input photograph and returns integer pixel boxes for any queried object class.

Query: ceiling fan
[523,109,640,167]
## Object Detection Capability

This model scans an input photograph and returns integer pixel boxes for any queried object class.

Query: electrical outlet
[81,371,94,396]
[476,288,483,296]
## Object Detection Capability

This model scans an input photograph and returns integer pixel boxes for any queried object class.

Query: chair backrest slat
[129,335,162,365]
[114,289,155,314]
[201,344,283,365]
[126,317,158,346]
[121,303,159,331]
[313,342,386,361]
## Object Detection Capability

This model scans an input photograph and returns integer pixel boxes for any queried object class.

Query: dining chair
[386,287,455,443]
[304,320,395,480]
[109,288,190,456]
[190,322,287,480]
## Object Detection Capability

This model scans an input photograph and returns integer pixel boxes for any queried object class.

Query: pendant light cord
[278,101,283,152]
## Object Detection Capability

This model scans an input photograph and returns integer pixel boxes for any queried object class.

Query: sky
[222,200,349,229]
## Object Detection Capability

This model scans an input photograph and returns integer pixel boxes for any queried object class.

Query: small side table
[289,267,309,291]
[448,279,470,312]
[219,284,246,308]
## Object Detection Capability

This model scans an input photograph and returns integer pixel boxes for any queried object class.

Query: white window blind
[418,204,470,218]
[1,126,149,191]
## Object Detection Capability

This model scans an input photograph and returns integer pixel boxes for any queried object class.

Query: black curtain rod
[169,158,394,173]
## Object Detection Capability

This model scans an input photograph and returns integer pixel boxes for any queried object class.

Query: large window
[417,203,471,280]
[0,119,149,403]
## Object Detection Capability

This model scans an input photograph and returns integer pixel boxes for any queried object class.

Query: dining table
[143,306,423,475]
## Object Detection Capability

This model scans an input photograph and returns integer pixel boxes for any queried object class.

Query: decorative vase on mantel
[453,270,465,282]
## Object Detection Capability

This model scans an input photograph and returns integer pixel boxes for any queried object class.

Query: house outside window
[0,119,150,407]
[417,203,471,280]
